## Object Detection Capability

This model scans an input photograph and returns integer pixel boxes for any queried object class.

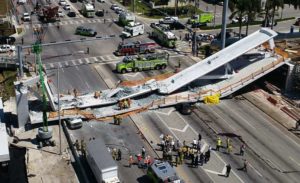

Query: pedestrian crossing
[43,50,187,70]
[24,18,116,29]
[43,54,122,70]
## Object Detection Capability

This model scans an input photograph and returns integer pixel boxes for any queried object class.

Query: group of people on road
[127,146,153,169]
[111,148,122,161]
[158,133,212,168]
[216,136,246,156]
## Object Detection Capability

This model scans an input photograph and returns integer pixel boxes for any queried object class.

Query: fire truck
[115,41,158,56]
[116,52,169,73]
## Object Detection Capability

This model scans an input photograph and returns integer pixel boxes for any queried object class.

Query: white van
[122,22,144,38]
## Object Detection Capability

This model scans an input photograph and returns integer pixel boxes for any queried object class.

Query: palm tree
[229,0,249,39]
[263,0,284,29]
[245,0,261,35]
[284,0,300,9]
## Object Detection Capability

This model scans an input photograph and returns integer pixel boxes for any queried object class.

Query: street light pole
[57,67,62,155]
[221,0,229,49]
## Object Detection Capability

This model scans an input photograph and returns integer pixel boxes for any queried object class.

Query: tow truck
[115,41,158,56]
[116,52,169,73]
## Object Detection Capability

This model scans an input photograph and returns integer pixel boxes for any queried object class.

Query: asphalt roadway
[14,0,300,182]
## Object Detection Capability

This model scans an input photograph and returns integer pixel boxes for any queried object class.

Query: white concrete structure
[0,123,9,162]
[158,28,278,94]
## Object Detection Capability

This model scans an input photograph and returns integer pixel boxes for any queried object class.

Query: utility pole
[221,0,229,49]
[57,67,62,155]
[132,0,135,13]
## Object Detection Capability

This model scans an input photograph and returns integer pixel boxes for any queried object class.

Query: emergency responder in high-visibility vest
[226,138,231,149]
[114,116,122,125]
[216,137,222,151]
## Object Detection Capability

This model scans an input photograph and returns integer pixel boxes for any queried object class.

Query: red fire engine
[115,41,158,56]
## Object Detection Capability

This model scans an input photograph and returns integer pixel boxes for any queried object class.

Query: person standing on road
[216,137,222,151]
[199,153,204,166]
[226,137,231,149]
[240,159,248,172]
[240,143,246,156]
[117,149,122,161]
[198,133,202,141]
[193,139,197,149]
[194,153,199,167]
[225,164,231,177]
[141,146,146,158]
[204,149,211,163]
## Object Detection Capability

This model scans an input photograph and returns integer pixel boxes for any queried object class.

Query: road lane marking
[289,157,300,168]
[155,108,175,115]
[203,168,222,175]
[206,106,237,132]
[223,102,255,129]
[248,162,263,177]
[169,124,189,133]
[85,58,90,64]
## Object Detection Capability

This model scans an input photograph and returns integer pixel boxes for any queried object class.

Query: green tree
[245,0,261,36]
[229,0,249,39]
[264,0,284,29]
[284,0,300,9]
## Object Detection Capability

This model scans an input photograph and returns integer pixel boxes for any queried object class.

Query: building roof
[87,138,117,171]
[0,123,9,162]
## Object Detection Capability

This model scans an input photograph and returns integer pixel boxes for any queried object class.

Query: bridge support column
[17,45,24,78]
[285,63,295,92]
[15,81,29,128]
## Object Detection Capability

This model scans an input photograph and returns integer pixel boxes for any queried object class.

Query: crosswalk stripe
[85,58,90,64]
[78,59,83,64]
[50,63,55,68]
[65,61,69,66]
[92,57,98,61]
[71,60,76,65]
[98,56,105,60]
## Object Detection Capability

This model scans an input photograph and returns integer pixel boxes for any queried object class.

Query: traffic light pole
[17,35,115,79]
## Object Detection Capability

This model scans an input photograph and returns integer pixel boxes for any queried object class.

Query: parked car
[115,8,124,14]
[97,0,105,2]
[95,10,104,17]
[0,36,16,44]
[22,12,31,21]
[75,26,97,36]
[57,10,64,17]
[150,22,160,28]
[232,16,247,24]
[110,4,118,10]
[66,118,83,129]
[0,45,16,53]
[63,4,71,10]
[59,0,67,6]
[67,11,76,17]
[70,0,77,2]
[159,16,178,24]
[191,22,206,28]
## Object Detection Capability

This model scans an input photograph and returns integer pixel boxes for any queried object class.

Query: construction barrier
[204,93,220,104]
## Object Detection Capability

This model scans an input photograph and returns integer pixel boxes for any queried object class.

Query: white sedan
[0,45,16,53]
